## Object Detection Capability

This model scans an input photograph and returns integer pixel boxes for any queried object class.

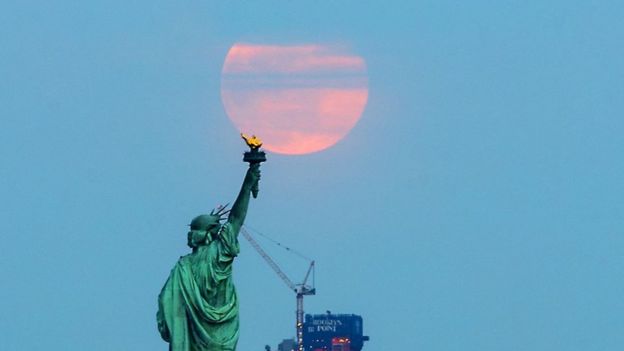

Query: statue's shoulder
[177,253,194,265]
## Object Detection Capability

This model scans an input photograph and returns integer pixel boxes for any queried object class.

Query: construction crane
[241,226,316,351]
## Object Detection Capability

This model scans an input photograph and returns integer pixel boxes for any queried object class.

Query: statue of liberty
[157,135,265,351]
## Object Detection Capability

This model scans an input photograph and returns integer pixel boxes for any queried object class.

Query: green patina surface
[157,162,261,351]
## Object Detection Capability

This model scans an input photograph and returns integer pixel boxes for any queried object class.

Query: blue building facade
[302,313,369,351]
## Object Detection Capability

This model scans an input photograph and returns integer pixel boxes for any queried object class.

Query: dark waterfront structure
[278,338,297,351]
[302,313,369,351]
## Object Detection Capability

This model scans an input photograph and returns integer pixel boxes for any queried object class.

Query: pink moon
[220,43,369,155]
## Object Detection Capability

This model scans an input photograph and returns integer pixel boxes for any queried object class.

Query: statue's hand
[245,163,261,188]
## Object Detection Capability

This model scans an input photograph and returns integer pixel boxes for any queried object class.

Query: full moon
[221,42,369,155]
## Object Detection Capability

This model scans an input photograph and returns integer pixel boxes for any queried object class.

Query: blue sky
[1,1,623,350]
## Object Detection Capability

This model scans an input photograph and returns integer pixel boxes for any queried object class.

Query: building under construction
[302,313,369,351]
[276,312,369,351]
[241,227,369,351]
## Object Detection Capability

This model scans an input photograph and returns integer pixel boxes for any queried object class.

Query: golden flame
[241,133,263,148]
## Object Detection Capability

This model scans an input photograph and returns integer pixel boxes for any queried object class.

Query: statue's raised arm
[227,163,260,235]
[228,133,266,234]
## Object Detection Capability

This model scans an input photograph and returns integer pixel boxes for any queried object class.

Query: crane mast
[241,227,315,351]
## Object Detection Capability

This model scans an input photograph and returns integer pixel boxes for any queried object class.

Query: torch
[241,133,266,198]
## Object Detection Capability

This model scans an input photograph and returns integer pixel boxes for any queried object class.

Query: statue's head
[187,205,229,249]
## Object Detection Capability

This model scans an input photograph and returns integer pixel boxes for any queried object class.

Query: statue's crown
[189,205,230,230]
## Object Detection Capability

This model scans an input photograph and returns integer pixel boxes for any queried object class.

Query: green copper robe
[157,223,240,351]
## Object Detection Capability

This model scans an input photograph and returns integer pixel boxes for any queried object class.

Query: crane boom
[240,227,297,291]
[301,261,315,287]
[241,226,315,351]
